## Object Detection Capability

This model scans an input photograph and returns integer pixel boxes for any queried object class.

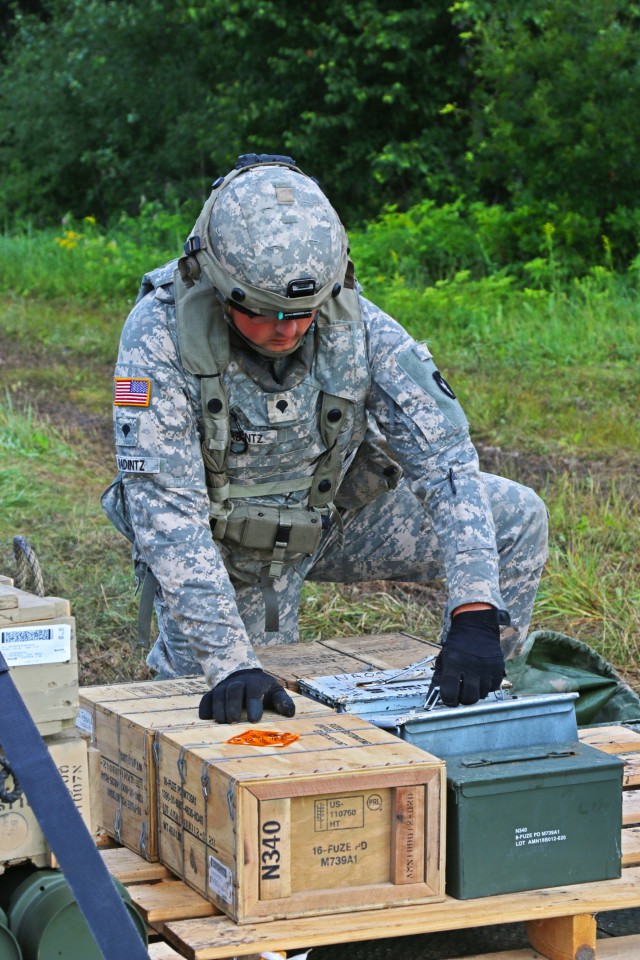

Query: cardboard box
[0,584,78,736]
[0,730,91,872]
[156,714,445,923]
[445,741,624,899]
[78,678,333,860]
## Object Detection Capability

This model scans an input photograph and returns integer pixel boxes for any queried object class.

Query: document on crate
[0,622,72,666]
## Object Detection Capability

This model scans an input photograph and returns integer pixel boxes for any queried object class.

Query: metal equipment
[6,869,147,959]
[298,662,579,757]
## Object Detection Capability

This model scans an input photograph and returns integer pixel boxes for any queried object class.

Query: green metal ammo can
[0,907,22,959]
[445,741,623,899]
[6,869,148,958]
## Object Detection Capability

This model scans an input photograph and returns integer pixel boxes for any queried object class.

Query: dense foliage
[2,1,640,267]
[1,0,468,224]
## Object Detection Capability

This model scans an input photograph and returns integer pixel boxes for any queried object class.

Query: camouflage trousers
[149,472,548,677]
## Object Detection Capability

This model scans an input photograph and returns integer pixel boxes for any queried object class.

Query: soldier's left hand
[199,668,296,724]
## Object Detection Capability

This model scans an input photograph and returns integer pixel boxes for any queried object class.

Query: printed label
[514,825,568,848]
[310,840,367,869]
[76,708,93,736]
[0,623,71,666]
[232,429,278,446]
[314,796,365,832]
[208,854,233,903]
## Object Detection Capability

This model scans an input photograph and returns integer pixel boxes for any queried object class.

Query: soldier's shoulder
[135,258,180,305]
[358,294,415,351]
[121,260,180,351]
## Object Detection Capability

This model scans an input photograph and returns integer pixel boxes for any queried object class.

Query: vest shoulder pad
[135,258,180,305]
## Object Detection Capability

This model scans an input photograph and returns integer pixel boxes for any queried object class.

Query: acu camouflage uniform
[104,162,548,689]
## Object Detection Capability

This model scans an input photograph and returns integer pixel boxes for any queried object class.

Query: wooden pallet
[100,721,640,960]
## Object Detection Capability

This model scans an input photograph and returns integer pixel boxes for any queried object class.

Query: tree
[0,0,213,222]
[0,0,471,224]
[455,0,640,225]
[179,0,470,221]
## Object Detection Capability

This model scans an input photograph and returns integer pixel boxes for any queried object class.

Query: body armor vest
[173,263,371,584]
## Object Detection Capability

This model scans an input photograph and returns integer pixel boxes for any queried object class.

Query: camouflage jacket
[108,261,502,686]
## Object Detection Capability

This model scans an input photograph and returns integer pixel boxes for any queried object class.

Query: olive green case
[445,741,623,899]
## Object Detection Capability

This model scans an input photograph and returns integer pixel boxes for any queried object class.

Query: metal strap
[261,566,280,632]
[137,567,159,649]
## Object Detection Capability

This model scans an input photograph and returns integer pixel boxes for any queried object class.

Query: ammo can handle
[462,747,576,768]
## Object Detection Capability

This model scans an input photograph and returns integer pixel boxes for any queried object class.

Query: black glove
[430,608,505,707]
[199,668,296,724]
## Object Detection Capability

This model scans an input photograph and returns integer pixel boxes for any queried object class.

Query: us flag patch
[114,377,151,406]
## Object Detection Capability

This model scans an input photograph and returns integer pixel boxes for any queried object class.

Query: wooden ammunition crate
[79,678,332,861]
[77,676,210,741]
[258,632,440,689]
[156,714,445,924]
[0,584,78,736]
[0,729,91,872]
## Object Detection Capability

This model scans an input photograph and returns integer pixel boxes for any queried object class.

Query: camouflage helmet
[179,155,349,314]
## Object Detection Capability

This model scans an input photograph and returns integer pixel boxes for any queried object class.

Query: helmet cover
[183,161,348,314]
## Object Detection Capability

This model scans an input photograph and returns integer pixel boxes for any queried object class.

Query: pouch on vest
[335,432,402,511]
[217,503,325,556]
[100,475,135,543]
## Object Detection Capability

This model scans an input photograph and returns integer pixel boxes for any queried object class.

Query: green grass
[0,204,191,305]
[535,473,640,667]
[1,294,123,365]
[0,393,148,684]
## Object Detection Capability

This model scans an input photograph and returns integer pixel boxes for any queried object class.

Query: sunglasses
[230,301,316,324]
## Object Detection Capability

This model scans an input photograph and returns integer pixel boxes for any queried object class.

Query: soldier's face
[229,307,316,352]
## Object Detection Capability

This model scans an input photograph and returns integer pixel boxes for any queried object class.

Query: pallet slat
[148,943,187,960]
[128,879,220,924]
[527,913,596,960]
[620,754,640,787]
[579,726,640,754]
[159,866,640,960]
[621,826,640,866]
[453,932,640,960]
[100,846,172,884]
[623,790,640,826]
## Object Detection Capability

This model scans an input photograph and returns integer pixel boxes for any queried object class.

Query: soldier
[102,154,548,723]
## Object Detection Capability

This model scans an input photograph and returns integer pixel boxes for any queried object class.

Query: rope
[0,756,23,804]
[13,536,45,596]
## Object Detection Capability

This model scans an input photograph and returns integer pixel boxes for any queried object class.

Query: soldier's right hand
[429,608,505,707]
[199,668,296,724]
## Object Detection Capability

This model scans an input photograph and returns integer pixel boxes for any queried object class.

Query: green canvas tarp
[506,629,640,726]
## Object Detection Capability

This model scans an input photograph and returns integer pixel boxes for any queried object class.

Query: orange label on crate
[225,730,300,748]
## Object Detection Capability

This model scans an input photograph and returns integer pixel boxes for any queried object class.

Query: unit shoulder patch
[396,344,467,430]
